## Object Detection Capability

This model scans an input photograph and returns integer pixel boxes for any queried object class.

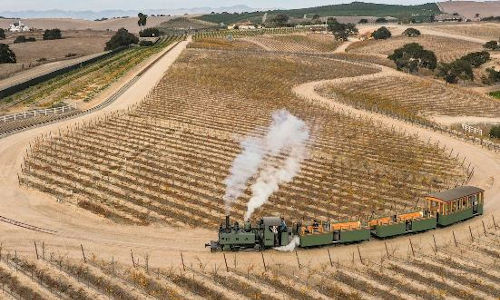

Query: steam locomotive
[206,186,484,251]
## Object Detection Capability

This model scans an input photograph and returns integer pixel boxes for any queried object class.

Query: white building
[8,20,31,32]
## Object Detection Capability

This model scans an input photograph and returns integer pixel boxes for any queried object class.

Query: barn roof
[427,186,484,202]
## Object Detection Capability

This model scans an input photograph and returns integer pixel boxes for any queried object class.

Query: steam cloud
[274,236,300,252]
[222,109,310,220]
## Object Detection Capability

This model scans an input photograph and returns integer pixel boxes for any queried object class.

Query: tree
[437,60,474,84]
[270,14,289,27]
[402,28,421,37]
[388,43,437,73]
[105,28,139,51]
[460,51,490,68]
[358,18,368,24]
[327,18,358,41]
[43,29,62,40]
[14,35,36,43]
[138,13,148,28]
[375,17,388,23]
[0,44,16,63]
[483,40,499,50]
[0,28,5,39]
[139,27,160,37]
[490,125,500,139]
[372,26,391,40]
[482,68,500,84]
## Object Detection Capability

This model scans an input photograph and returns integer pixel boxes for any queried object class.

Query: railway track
[0,215,57,235]
[0,41,181,140]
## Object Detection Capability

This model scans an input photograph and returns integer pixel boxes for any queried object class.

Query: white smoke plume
[274,236,300,252]
[223,137,265,213]
[222,109,310,218]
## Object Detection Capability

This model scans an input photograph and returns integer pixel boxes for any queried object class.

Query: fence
[462,123,483,136]
[0,104,77,123]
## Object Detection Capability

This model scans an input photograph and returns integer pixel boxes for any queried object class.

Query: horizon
[1,0,451,12]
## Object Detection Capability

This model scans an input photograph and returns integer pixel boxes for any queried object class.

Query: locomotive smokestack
[225,215,230,229]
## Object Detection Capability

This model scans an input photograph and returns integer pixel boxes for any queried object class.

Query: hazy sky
[2,0,438,11]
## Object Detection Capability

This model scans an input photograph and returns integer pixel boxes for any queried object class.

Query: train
[206,186,484,251]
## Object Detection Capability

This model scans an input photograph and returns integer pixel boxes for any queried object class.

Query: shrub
[65,53,77,57]
[483,40,498,50]
[484,68,500,84]
[388,43,437,72]
[375,17,388,23]
[328,18,358,41]
[105,28,139,50]
[402,28,421,37]
[372,26,391,40]
[490,125,500,139]
[43,28,62,40]
[139,40,154,46]
[269,14,289,27]
[13,35,36,43]
[139,27,160,37]
[459,51,490,68]
[358,18,368,24]
[0,43,16,63]
[437,59,473,84]
[0,28,5,39]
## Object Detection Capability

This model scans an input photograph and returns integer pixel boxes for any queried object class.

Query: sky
[2,0,439,11]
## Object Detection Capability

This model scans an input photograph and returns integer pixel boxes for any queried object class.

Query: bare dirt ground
[438,1,500,19]
[0,16,172,33]
[0,31,498,276]
[0,30,112,79]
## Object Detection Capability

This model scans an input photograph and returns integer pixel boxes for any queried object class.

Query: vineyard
[347,35,483,63]
[19,48,468,227]
[244,33,342,53]
[0,36,184,115]
[318,74,500,123]
[188,38,262,51]
[429,23,500,41]
[193,27,308,41]
[0,217,498,299]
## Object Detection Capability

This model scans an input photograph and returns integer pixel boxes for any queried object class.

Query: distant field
[347,34,483,63]
[159,17,217,31]
[196,2,440,24]
[0,16,171,33]
[429,23,500,42]
[438,0,500,19]
[0,30,113,79]
[188,38,262,51]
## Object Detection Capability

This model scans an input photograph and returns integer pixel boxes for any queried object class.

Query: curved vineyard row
[19,48,468,228]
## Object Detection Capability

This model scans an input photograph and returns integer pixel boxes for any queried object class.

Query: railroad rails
[0,215,57,235]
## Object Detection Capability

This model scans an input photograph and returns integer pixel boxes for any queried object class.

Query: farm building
[425,186,484,226]
[8,20,31,32]
[434,13,463,22]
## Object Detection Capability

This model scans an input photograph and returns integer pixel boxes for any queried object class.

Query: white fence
[462,123,483,136]
[0,104,77,123]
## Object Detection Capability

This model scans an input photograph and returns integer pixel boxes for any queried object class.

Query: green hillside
[196,2,440,24]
